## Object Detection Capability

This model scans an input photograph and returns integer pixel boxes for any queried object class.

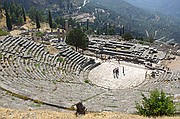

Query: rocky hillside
[2,0,180,43]
[1,0,84,13]
[91,0,180,43]
[125,0,180,18]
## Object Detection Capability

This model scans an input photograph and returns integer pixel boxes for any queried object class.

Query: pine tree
[48,10,52,32]
[36,12,40,30]
[5,11,12,31]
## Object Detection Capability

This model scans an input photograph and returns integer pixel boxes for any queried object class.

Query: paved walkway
[89,59,151,89]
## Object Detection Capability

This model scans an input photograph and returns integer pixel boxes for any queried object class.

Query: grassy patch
[42,41,51,45]
[57,67,62,71]
[0,29,9,36]
[35,63,40,67]
[26,69,31,73]
[138,40,150,45]
[36,31,44,37]
[11,97,15,100]
[30,102,42,107]
[52,80,56,84]
[42,71,45,75]
[107,105,118,108]
[57,57,64,62]
[0,52,2,59]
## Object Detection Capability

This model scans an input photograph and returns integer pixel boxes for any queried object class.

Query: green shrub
[84,80,89,83]
[135,89,176,117]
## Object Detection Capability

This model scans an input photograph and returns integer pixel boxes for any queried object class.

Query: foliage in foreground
[135,89,176,117]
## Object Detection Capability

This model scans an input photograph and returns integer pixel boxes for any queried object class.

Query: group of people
[113,67,119,78]
[113,66,125,79]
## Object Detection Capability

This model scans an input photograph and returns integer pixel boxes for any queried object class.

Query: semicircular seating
[0,36,103,109]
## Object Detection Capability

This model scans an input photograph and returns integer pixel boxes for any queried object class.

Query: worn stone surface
[89,60,150,89]
[0,36,179,114]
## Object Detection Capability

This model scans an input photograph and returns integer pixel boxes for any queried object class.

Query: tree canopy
[66,28,89,50]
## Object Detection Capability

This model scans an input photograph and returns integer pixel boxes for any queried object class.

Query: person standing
[116,67,119,78]
[122,66,125,76]
[113,68,116,78]
[115,67,119,78]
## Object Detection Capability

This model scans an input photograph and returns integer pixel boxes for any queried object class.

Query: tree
[11,12,16,24]
[22,6,26,22]
[5,11,12,31]
[68,18,76,28]
[28,6,46,22]
[36,12,40,30]
[122,25,125,35]
[122,32,133,40]
[55,16,65,28]
[48,10,52,32]
[86,19,89,30]
[3,1,8,12]
[108,27,116,35]
[148,35,155,43]
[136,90,176,117]
[66,28,89,51]
[28,6,36,21]
[52,21,57,29]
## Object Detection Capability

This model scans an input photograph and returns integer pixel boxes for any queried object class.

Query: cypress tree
[48,10,52,32]
[76,22,81,28]
[3,1,8,12]
[5,11,12,31]
[36,12,40,30]
[86,19,89,30]
[105,22,108,35]
[22,6,26,22]
[122,25,125,35]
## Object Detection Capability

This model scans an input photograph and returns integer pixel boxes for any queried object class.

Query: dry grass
[166,56,180,72]
[0,10,6,29]
[46,45,60,55]
[0,108,179,119]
